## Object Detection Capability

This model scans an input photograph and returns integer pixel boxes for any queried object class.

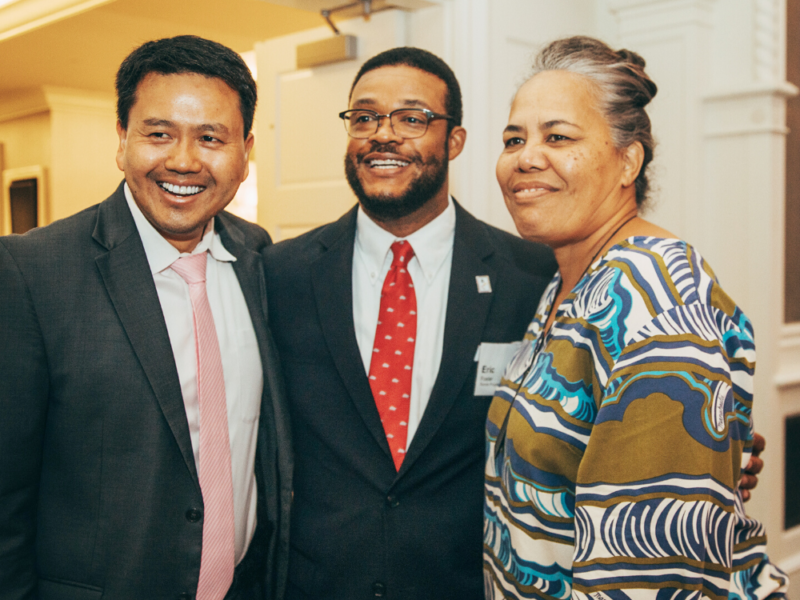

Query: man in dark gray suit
[0,36,291,600]
[265,47,556,599]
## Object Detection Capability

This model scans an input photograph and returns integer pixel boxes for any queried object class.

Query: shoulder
[474,220,557,278]
[598,237,722,308]
[453,204,557,280]
[264,209,356,276]
[217,211,272,253]
[581,237,751,348]
[265,223,333,261]
[0,203,101,262]
[0,182,136,262]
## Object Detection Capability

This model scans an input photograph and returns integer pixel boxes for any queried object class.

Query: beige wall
[0,112,50,170]
[0,111,50,233]
[47,90,120,222]
[0,87,120,229]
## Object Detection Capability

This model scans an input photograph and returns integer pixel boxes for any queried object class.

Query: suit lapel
[311,209,393,459]
[216,216,269,362]
[399,204,496,476]
[92,185,199,485]
[216,216,282,525]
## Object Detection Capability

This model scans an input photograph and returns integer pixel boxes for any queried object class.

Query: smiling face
[116,72,254,253]
[344,65,466,231]
[496,70,640,249]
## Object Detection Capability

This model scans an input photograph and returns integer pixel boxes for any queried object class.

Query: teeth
[516,188,551,197]
[369,159,410,168]
[159,182,203,196]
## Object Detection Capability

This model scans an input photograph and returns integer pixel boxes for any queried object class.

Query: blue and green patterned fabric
[484,237,788,600]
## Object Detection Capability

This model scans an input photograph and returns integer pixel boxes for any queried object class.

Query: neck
[554,208,639,292]
[363,186,450,238]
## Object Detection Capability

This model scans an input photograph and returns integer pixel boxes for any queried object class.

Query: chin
[510,218,547,245]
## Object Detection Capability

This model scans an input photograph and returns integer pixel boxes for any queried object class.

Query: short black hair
[349,47,462,131]
[116,35,257,138]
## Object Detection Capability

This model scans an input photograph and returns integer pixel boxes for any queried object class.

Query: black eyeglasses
[338,108,452,139]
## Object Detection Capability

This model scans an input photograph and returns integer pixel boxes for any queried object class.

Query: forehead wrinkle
[400,99,431,109]
[352,98,378,107]
[350,97,434,111]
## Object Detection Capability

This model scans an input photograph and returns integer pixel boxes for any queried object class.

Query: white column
[437,0,596,230]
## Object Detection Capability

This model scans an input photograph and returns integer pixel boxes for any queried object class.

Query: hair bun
[614,49,657,107]
[616,48,646,68]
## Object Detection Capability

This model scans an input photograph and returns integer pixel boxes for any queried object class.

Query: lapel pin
[476,275,492,294]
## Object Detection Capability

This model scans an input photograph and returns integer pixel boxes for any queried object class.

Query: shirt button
[386,495,400,508]
[177,593,193,600]
[372,581,386,597]
[185,508,202,523]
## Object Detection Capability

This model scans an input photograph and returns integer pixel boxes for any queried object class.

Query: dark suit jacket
[264,203,556,600]
[0,183,292,600]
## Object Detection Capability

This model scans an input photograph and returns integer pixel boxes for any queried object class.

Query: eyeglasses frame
[338,107,453,139]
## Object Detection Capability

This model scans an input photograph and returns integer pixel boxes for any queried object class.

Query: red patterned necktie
[171,252,235,600]
[368,241,417,471]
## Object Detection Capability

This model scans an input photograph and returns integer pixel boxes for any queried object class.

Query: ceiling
[0,0,325,94]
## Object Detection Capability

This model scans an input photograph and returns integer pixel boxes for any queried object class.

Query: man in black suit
[0,36,291,600]
[265,47,556,599]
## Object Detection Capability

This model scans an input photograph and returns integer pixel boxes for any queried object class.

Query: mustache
[356,142,422,164]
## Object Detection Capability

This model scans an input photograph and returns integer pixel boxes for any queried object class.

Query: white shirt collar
[355,195,456,284]
[124,182,236,274]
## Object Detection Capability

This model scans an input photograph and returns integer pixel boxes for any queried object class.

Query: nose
[517,140,548,172]
[164,138,202,173]
[368,115,403,144]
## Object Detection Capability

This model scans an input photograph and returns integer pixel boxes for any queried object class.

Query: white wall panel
[440,0,595,231]
[255,10,408,238]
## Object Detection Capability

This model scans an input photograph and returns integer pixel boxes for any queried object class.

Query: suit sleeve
[0,240,49,599]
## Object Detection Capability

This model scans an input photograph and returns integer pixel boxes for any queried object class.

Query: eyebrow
[540,119,579,130]
[503,119,583,136]
[351,98,433,110]
[142,118,174,128]
[141,119,230,134]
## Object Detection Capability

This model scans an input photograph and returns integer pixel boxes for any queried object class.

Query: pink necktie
[171,253,235,600]
[368,241,417,471]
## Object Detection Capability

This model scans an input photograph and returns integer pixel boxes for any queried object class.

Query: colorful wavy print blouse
[484,237,788,600]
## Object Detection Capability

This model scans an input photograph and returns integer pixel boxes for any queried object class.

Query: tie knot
[170,252,208,285]
[390,241,415,267]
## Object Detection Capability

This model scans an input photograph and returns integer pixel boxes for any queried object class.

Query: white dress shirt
[125,184,261,564]
[352,198,455,447]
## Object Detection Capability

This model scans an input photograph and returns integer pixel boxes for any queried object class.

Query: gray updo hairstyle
[530,36,658,206]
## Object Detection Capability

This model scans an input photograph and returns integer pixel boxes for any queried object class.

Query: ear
[115,121,127,172]
[242,132,255,181]
[446,126,467,161]
[620,141,644,188]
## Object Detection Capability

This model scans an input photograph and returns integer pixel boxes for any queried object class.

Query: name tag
[473,342,522,396]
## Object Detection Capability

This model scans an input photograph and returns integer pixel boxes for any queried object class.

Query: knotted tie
[368,241,417,471]
[171,252,235,600]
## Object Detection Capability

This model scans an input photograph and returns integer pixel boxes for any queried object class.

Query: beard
[344,142,449,221]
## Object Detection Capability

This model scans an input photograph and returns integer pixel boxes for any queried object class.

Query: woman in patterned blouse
[483,36,788,600]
